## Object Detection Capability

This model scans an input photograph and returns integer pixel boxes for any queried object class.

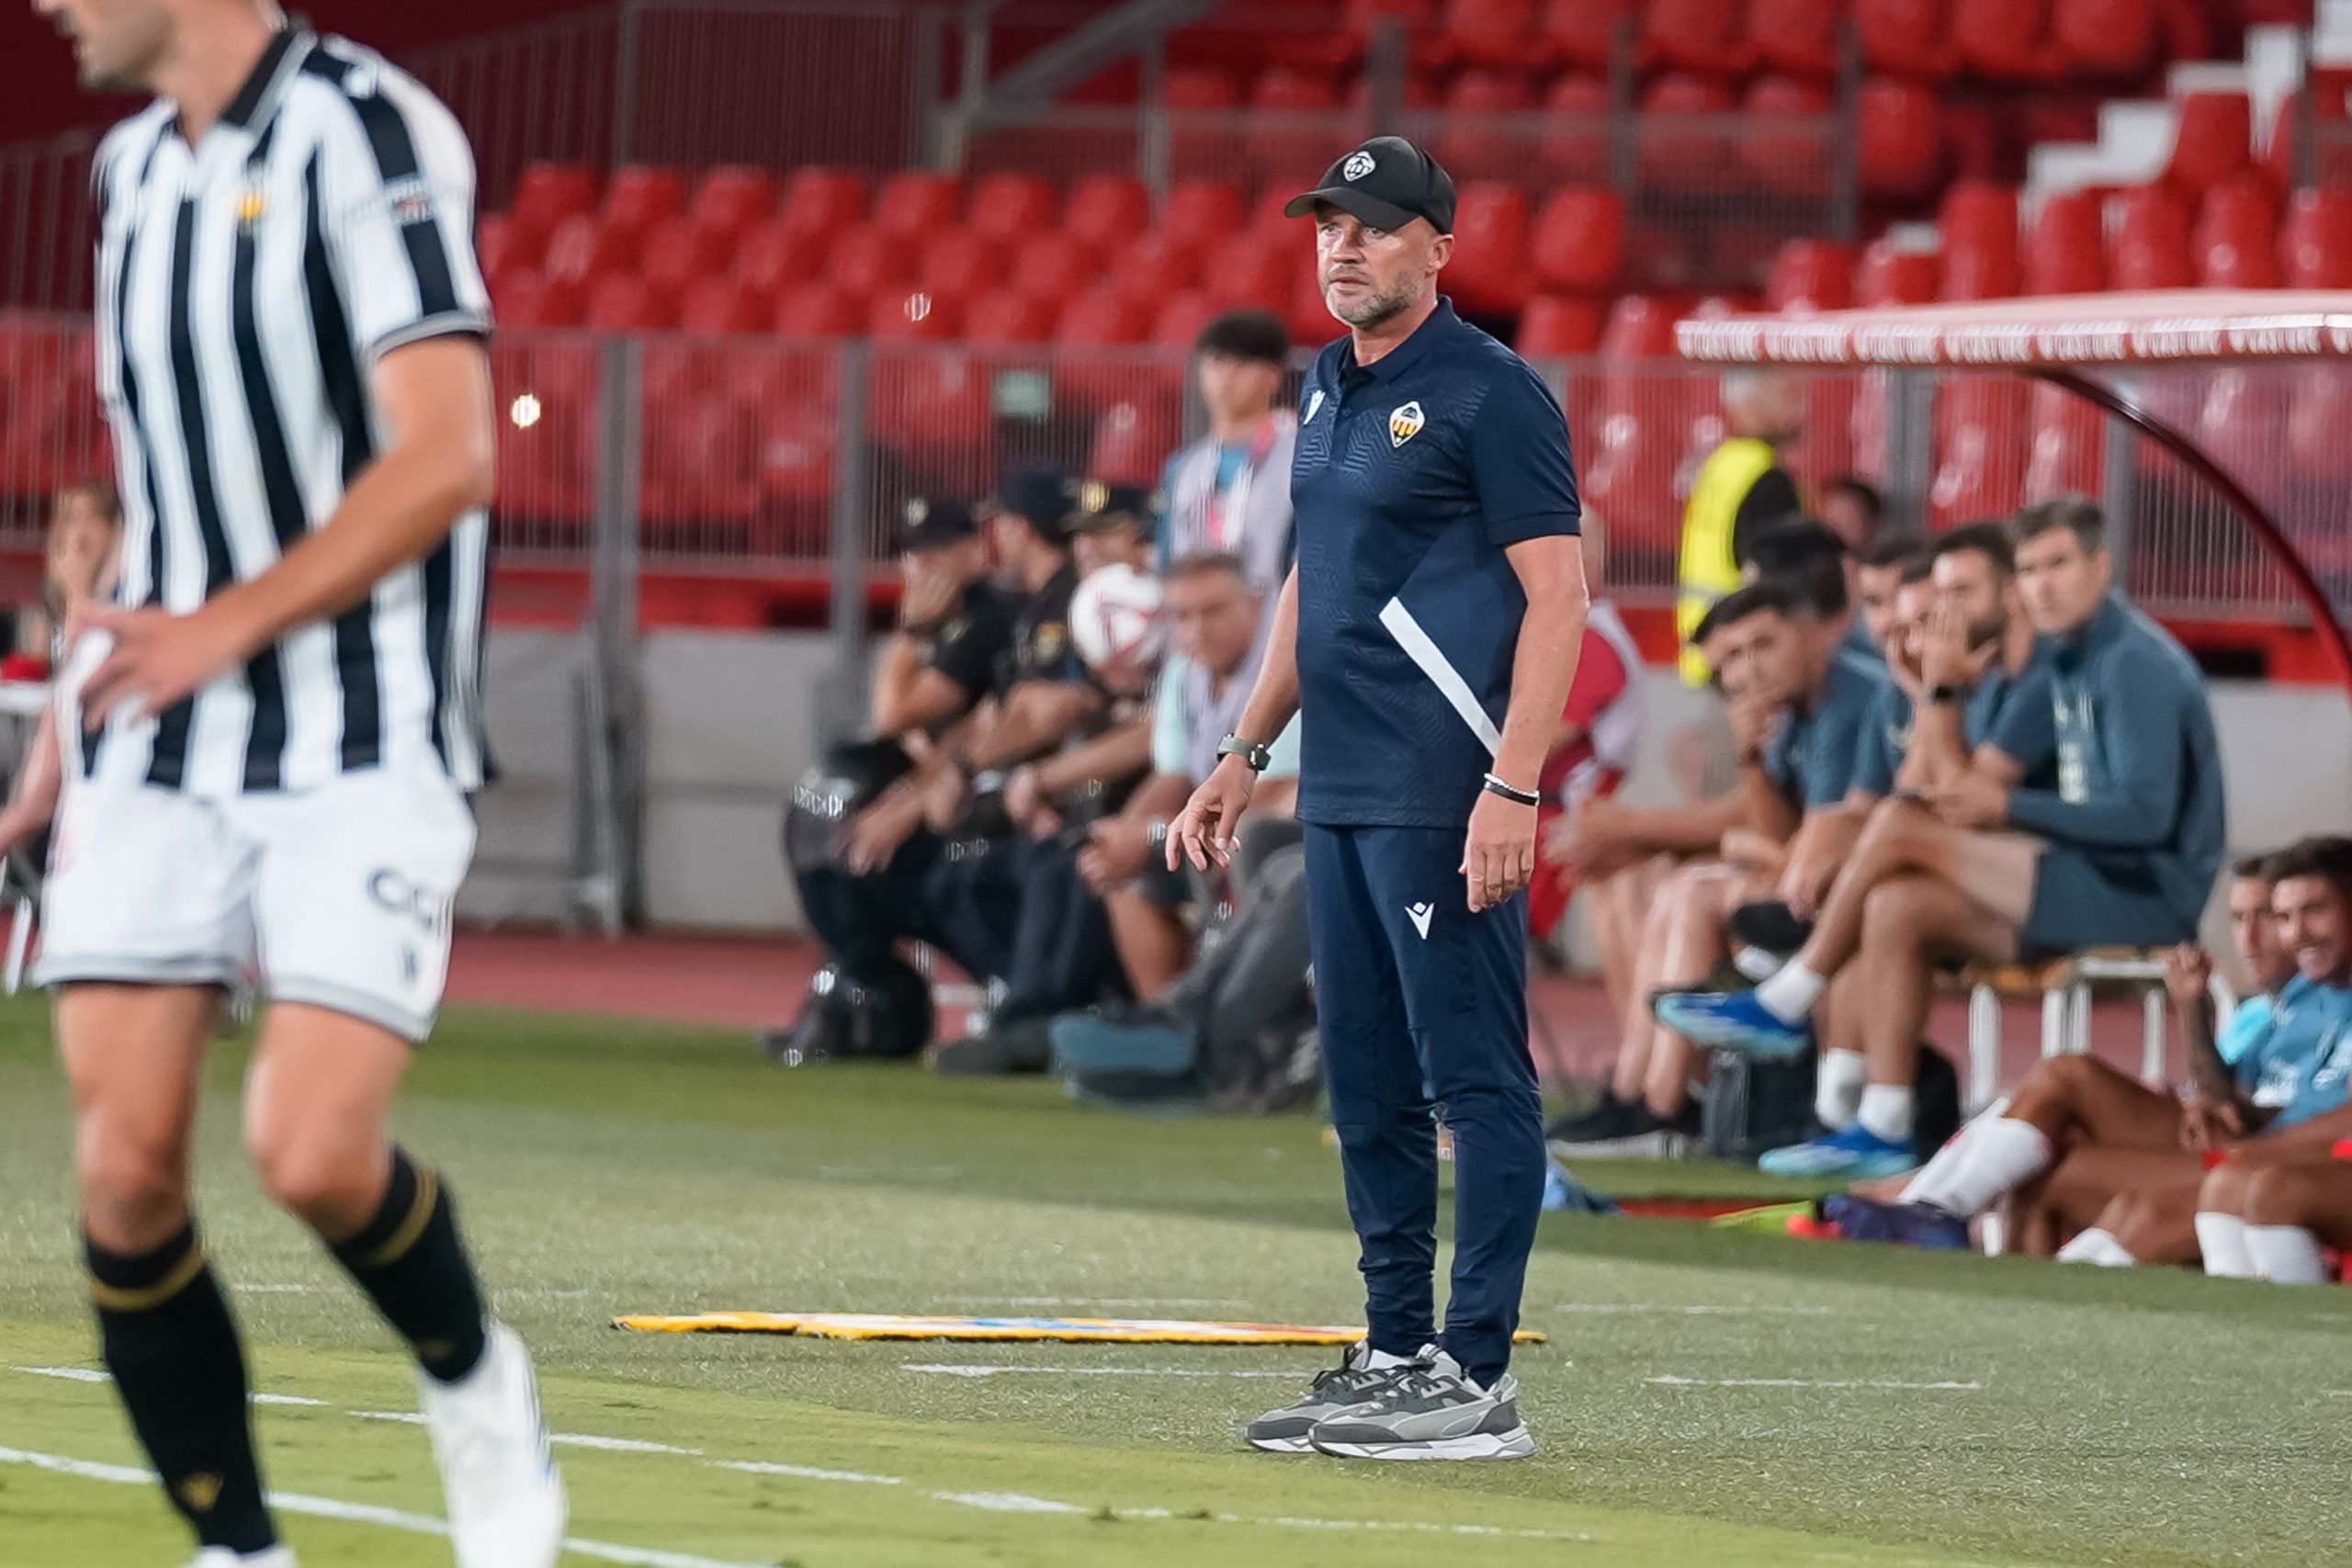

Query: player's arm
[0,706,64,854]
[79,338,495,724]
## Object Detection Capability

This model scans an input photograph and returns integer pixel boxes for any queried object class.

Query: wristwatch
[1216,733,1274,773]
[1929,682,1966,705]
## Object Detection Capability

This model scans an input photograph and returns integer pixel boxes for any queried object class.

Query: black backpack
[766,959,934,1066]
[1700,1041,1962,1164]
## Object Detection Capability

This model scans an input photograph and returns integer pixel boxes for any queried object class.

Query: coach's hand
[1169,755,1255,871]
[1462,789,1535,913]
[72,603,254,729]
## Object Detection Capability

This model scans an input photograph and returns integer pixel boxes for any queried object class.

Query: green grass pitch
[2,995,2347,1566]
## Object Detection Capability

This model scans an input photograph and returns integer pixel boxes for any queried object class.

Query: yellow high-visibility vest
[1675,436,1781,686]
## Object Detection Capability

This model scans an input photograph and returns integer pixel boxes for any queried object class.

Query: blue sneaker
[1649,988,1813,1058]
[1757,1124,1919,1180]
[1819,1194,1970,1248]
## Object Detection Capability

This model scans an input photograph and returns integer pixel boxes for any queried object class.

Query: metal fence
[3,310,2341,632]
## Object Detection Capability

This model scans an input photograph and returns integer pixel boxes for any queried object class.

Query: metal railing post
[1364,19,1405,132]
[589,335,645,931]
[2098,373,2138,580]
[823,342,874,750]
[1139,36,1170,201]
[613,0,642,167]
[1607,16,1637,194]
[1885,369,1934,528]
[1832,17,1861,241]
[911,3,948,171]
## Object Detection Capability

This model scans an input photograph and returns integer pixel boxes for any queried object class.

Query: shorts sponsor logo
[368,869,451,939]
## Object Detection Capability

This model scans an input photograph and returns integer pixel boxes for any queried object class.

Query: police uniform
[1280,145,1580,1389]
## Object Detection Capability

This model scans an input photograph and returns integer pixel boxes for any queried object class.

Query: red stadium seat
[1345,0,1438,37]
[1246,70,1343,183]
[1858,77,1942,196]
[868,288,960,341]
[640,389,760,529]
[1151,290,1223,347]
[1199,236,1292,312]
[1939,182,2020,299]
[1766,239,1854,310]
[1858,240,1940,304]
[1163,66,1241,109]
[688,166,777,244]
[1057,286,1148,345]
[825,223,917,299]
[542,214,636,288]
[2167,92,2255,194]
[776,168,869,242]
[2052,0,2154,76]
[476,214,544,281]
[1435,70,1533,180]
[1637,75,1734,186]
[676,275,768,335]
[731,218,805,301]
[2111,235,2194,288]
[2113,184,2192,256]
[1109,232,1197,305]
[1515,296,1604,355]
[1928,378,2028,525]
[492,341,598,526]
[917,227,1010,302]
[1644,0,1746,73]
[1951,0,2050,80]
[1597,293,1679,358]
[1250,65,1342,111]
[1064,175,1153,252]
[1741,77,1835,195]
[2281,189,2352,288]
[489,269,585,329]
[639,217,730,308]
[1161,178,1244,240]
[1541,0,1632,69]
[1579,297,1687,543]
[604,164,688,237]
[1531,187,1624,291]
[873,172,963,240]
[751,389,838,524]
[2023,379,2101,497]
[1442,183,1532,315]
[1086,396,1185,486]
[967,173,1058,245]
[2197,179,2281,288]
[1541,75,1612,182]
[1856,0,1951,77]
[774,283,863,338]
[1287,266,1336,349]
[966,288,1057,344]
[2024,189,2107,294]
[512,163,599,235]
[1056,288,1151,409]
[1437,0,1536,71]
[1749,0,1841,76]
[1008,233,1102,302]
[584,274,672,332]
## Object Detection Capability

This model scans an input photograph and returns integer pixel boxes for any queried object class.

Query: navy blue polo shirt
[1289,298,1581,829]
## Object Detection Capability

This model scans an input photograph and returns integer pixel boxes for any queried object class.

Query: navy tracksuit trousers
[1303,822,1544,1387]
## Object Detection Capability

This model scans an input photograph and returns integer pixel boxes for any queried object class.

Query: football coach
[1170,136,1587,1461]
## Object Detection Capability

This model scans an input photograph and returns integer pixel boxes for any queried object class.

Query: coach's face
[39,0,175,93]
[1314,207,1449,331]
[2014,526,2109,637]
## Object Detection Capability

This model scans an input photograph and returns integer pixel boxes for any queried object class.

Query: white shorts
[32,764,476,1043]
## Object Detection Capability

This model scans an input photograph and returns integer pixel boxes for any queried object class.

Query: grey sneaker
[1244,1341,1416,1453]
[1307,1348,1534,1461]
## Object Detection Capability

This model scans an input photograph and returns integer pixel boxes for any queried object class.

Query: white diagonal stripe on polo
[1376,597,1499,756]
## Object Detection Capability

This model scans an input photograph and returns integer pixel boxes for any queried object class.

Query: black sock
[88,1223,277,1553]
[330,1147,489,1383]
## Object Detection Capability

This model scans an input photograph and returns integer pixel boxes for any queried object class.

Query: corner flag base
[612,1312,1548,1346]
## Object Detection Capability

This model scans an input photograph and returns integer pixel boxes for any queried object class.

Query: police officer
[1171,136,1588,1460]
[869,495,1018,742]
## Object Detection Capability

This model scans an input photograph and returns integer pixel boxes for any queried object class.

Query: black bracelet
[1929,682,1966,705]
[1482,773,1540,807]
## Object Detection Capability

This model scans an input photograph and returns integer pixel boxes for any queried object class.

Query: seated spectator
[1546,573,1885,1156]
[1526,513,1644,953]
[1847,529,1923,667]
[1823,840,2352,1262]
[1819,473,1885,551]
[1657,496,2229,1179]
[865,497,1016,744]
[1069,482,1158,581]
[1158,310,1296,592]
[1073,551,1299,998]
[0,480,127,871]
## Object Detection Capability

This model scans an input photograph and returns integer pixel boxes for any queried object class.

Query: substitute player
[29,2,562,1563]
[1170,136,1585,1461]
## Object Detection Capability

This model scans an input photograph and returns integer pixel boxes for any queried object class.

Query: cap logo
[1080,480,1108,512]
[1342,151,1375,181]
[904,499,928,525]
[1389,400,1425,448]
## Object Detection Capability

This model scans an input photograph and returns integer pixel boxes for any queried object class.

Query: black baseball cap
[1283,136,1456,234]
[897,495,978,551]
[1068,481,1159,538]
[989,461,1079,537]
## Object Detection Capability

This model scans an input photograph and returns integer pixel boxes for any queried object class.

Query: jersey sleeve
[1801,685,1873,809]
[1468,365,1581,546]
[316,68,491,358]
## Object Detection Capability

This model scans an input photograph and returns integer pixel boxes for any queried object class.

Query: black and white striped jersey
[78,24,491,795]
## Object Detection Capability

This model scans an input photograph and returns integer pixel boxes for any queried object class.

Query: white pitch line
[20,1367,324,1407]
[0,1446,766,1568]
[902,1362,1306,1380]
[931,1490,1087,1514]
[1647,1375,1982,1392]
[1554,1304,1834,1316]
[354,1410,701,1457]
[235,1283,317,1294]
[710,1457,903,1486]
